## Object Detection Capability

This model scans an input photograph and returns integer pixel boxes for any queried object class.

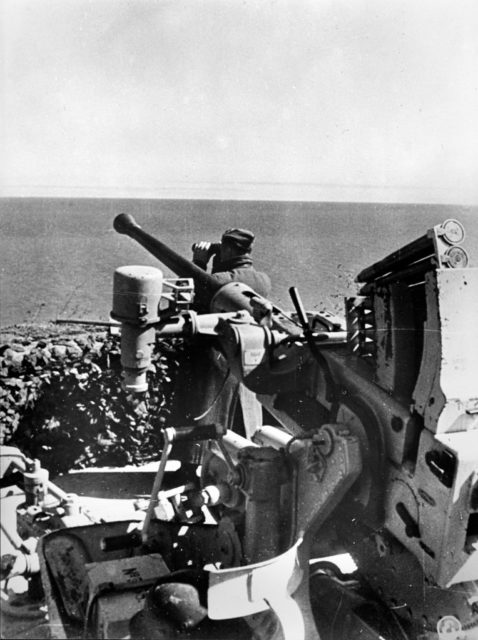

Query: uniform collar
[214,255,253,271]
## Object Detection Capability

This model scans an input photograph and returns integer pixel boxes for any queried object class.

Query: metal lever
[289,287,339,410]
[289,286,309,332]
[141,424,219,543]
[289,286,322,360]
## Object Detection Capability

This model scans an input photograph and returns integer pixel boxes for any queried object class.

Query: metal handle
[168,424,218,443]
[141,424,219,543]
[289,287,309,333]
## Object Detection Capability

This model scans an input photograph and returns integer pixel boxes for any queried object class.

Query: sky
[1,0,478,204]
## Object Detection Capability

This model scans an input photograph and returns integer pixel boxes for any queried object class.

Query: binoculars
[191,241,221,258]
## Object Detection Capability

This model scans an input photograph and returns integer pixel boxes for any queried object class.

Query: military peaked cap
[222,228,255,250]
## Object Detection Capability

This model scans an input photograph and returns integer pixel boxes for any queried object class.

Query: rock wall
[0,324,181,475]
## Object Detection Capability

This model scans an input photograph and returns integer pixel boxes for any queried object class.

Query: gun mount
[1,217,477,639]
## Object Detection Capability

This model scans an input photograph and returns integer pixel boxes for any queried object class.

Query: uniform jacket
[210,255,271,298]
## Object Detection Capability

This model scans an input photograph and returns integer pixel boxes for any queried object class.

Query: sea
[1,197,477,328]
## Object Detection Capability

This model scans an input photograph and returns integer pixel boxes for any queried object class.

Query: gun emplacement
[2,216,477,640]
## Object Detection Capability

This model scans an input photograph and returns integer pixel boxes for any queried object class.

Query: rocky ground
[0,322,188,639]
[0,322,181,475]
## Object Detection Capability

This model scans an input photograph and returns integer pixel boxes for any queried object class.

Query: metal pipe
[55,319,119,327]
[141,427,175,543]
[209,429,259,466]
[253,425,297,450]
[356,233,433,283]
[359,256,436,295]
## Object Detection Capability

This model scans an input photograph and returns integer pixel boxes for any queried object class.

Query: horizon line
[1,182,477,206]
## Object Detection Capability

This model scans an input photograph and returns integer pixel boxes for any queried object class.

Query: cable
[193,368,231,421]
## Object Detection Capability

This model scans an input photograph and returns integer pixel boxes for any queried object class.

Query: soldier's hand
[192,241,213,268]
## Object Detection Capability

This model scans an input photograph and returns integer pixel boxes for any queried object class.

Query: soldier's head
[220,228,255,261]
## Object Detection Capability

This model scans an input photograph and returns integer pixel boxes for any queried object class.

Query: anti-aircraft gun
[2,216,476,639]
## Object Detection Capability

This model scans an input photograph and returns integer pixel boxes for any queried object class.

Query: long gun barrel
[113,213,302,335]
[113,213,223,302]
